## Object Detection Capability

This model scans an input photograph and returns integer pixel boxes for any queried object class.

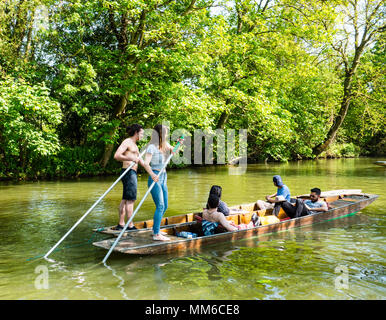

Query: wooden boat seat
[167,215,188,225]
[226,214,239,225]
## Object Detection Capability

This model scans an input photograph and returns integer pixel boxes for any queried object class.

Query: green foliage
[322,142,361,158]
[0,0,384,180]
[0,76,62,178]
[340,39,386,155]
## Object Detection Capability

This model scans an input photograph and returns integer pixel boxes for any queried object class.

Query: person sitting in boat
[281,188,328,219]
[202,194,257,236]
[205,185,230,216]
[256,175,291,211]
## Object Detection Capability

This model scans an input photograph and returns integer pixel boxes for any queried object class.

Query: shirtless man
[113,124,158,230]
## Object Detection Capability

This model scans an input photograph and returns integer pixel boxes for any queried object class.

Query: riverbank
[1,153,385,182]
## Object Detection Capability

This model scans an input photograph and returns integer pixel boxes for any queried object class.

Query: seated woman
[202,194,257,236]
[205,185,230,216]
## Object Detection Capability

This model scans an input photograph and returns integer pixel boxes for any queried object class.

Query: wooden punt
[374,161,386,166]
[92,189,364,237]
[92,191,378,255]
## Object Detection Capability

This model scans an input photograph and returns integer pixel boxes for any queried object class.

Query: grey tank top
[146,144,167,171]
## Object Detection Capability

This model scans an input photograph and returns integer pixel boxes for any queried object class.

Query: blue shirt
[277,184,291,201]
[146,144,167,171]
[304,200,325,214]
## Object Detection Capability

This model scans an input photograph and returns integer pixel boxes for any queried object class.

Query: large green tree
[187,0,342,160]
[312,0,385,155]
[37,0,216,167]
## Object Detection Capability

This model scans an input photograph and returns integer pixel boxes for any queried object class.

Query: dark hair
[207,194,220,209]
[209,185,222,199]
[310,188,321,196]
[127,124,143,137]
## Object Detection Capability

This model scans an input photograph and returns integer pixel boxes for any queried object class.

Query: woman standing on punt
[144,124,183,241]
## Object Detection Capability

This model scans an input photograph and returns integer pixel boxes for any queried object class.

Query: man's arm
[266,193,277,203]
[304,202,328,212]
[314,202,328,212]
[114,140,138,162]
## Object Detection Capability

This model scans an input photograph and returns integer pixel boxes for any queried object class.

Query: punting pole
[44,149,146,259]
[102,136,184,264]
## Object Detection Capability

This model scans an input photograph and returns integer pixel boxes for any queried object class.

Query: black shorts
[121,169,137,201]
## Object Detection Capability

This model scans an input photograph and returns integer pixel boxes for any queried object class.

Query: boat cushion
[194,215,203,222]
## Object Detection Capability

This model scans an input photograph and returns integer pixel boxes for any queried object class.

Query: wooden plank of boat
[93,189,361,236]
[93,208,253,236]
[92,193,378,255]
[374,161,386,166]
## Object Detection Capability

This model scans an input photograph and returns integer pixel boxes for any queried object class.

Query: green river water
[0,158,385,300]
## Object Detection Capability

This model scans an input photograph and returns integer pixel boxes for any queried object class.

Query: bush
[322,142,361,158]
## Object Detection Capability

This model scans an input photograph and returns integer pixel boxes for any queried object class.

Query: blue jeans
[148,170,168,235]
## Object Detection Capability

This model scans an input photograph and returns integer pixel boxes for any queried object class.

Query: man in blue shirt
[281,187,328,218]
[257,175,291,211]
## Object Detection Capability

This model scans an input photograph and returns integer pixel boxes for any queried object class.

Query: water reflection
[0,158,385,299]
[103,263,129,300]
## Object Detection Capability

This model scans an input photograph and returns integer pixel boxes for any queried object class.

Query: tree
[312,0,385,156]
[36,0,216,167]
[190,0,342,160]
[0,76,62,177]
[340,38,386,154]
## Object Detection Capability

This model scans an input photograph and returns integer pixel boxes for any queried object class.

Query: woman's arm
[166,142,174,153]
[168,137,184,154]
[144,152,152,166]
[138,154,158,182]
[218,213,238,232]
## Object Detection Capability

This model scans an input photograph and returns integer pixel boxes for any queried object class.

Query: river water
[0,158,385,300]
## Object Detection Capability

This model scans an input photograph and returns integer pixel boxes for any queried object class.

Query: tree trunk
[24,11,34,62]
[312,95,351,156]
[14,0,27,57]
[99,9,143,168]
[216,111,229,129]
[100,142,115,169]
[99,92,129,168]
[313,45,365,156]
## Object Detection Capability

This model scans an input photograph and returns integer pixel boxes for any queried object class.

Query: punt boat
[92,190,378,255]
